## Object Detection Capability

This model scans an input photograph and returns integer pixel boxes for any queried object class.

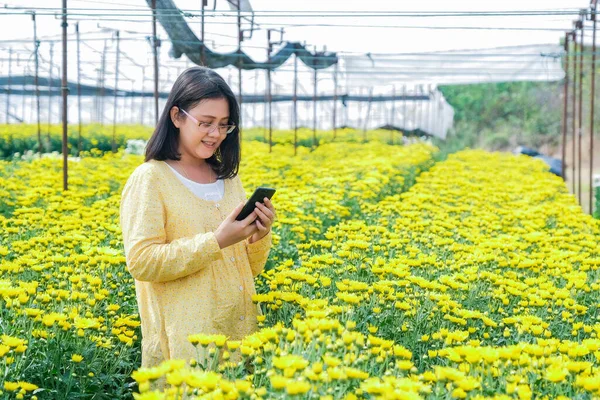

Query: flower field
[0,124,411,159]
[1,131,599,399]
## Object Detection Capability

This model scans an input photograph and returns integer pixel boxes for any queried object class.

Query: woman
[119,66,275,370]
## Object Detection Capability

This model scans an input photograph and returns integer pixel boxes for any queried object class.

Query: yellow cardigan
[119,159,272,368]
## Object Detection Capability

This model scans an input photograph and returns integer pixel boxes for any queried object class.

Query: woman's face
[171,97,230,162]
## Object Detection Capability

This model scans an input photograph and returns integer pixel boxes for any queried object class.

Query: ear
[170,106,181,129]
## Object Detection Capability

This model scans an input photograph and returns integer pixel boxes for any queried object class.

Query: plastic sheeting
[342,44,565,86]
[145,0,338,70]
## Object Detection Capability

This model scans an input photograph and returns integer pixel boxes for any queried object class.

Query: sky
[0,0,594,128]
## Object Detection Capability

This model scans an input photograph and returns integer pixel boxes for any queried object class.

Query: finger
[254,205,271,225]
[241,209,258,226]
[229,201,246,221]
[263,197,275,211]
[255,219,267,232]
[263,198,276,219]
[256,201,275,220]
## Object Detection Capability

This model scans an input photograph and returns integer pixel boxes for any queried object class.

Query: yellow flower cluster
[132,317,423,399]
[130,149,600,399]
[0,123,408,158]
[3,127,599,399]
[0,134,433,397]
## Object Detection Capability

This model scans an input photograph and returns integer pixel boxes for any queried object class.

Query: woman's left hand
[249,197,276,244]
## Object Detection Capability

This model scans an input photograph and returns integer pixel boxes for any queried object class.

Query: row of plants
[0,124,412,160]
[131,150,600,399]
[0,138,436,399]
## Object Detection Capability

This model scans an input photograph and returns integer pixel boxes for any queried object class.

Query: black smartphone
[235,187,276,221]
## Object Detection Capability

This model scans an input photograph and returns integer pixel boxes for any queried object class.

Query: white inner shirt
[165,162,224,201]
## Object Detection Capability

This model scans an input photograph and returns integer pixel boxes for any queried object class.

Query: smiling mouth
[202,141,217,147]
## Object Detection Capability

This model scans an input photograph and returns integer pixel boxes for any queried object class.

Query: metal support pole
[76,22,82,155]
[428,85,434,138]
[141,66,146,125]
[152,0,160,123]
[590,2,597,213]
[561,32,570,181]
[112,31,120,153]
[403,84,407,133]
[61,0,68,191]
[237,0,243,141]
[33,12,42,154]
[392,86,396,124]
[130,80,134,123]
[333,62,338,140]
[364,87,373,141]
[252,69,258,126]
[267,30,272,152]
[293,53,298,155]
[572,27,578,195]
[313,67,317,148]
[48,41,54,138]
[263,69,267,141]
[6,48,11,124]
[357,86,364,129]
[390,86,396,144]
[21,53,26,122]
[578,16,585,204]
[201,0,206,65]
[100,39,107,125]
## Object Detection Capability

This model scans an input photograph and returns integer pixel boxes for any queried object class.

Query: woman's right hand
[214,201,259,249]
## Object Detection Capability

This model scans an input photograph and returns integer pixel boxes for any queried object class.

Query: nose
[207,125,221,137]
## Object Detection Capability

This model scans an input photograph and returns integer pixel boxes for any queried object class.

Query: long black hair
[145,66,241,180]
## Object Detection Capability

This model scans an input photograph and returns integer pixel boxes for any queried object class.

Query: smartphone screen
[235,187,276,221]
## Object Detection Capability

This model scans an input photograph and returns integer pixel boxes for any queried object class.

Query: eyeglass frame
[179,108,236,135]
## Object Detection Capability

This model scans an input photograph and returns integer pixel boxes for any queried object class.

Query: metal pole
[152,0,159,123]
[94,53,99,122]
[313,67,317,148]
[428,85,434,138]
[130,80,134,123]
[293,53,298,156]
[100,39,107,125]
[141,66,146,125]
[237,0,243,141]
[403,84,408,133]
[201,0,206,65]
[21,53,26,122]
[267,30,272,153]
[590,2,597,213]
[561,32,570,181]
[33,12,42,155]
[578,17,585,205]
[48,41,54,139]
[61,0,68,191]
[112,31,120,153]
[364,87,373,141]
[391,85,396,144]
[392,86,397,125]
[412,87,418,136]
[263,69,267,141]
[357,86,363,129]
[572,28,578,194]
[253,69,258,126]
[333,62,338,140]
[6,48,11,124]
[76,22,82,155]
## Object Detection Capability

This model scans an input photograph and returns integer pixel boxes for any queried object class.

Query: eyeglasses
[180,108,236,135]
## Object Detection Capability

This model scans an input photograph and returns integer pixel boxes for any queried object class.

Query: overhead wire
[0,6,588,17]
